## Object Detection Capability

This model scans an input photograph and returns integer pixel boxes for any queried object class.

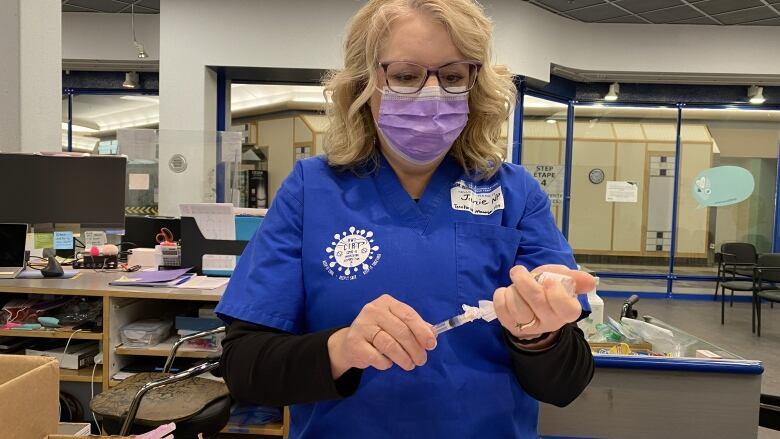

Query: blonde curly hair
[323,0,516,178]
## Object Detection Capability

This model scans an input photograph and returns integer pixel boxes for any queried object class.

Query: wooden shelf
[60,365,102,383]
[114,344,217,359]
[221,421,284,436]
[0,329,102,340]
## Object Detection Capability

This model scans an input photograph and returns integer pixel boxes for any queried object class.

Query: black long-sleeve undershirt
[220,320,594,408]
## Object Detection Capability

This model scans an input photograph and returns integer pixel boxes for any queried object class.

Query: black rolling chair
[91,327,230,438]
[714,242,758,302]
[754,254,780,337]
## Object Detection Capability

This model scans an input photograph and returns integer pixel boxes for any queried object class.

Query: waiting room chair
[754,254,780,337]
[91,327,231,439]
[714,242,758,303]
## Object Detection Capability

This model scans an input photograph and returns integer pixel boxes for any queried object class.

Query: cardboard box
[26,342,99,370]
[57,422,91,435]
[0,354,59,439]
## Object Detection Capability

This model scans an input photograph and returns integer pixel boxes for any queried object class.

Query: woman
[216,0,595,437]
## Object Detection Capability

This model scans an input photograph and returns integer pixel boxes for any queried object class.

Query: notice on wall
[34,233,54,249]
[523,164,563,205]
[128,173,150,191]
[606,181,638,203]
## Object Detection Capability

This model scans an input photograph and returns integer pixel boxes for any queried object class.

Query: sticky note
[53,231,74,250]
[83,231,107,248]
[129,173,150,190]
[35,232,54,249]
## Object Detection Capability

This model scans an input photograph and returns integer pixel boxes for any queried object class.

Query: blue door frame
[511,86,780,300]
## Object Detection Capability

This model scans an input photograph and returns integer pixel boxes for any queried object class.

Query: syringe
[432,272,575,336]
[432,300,496,336]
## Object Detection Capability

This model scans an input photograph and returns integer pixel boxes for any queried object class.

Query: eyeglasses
[378,60,482,94]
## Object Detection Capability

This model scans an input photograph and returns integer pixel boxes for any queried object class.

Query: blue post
[561,101,575,239]
[511,79,525,165]
[667,104,684,298]
[215,69,227,203]
[67,93,73,152]
[774,139,780,252]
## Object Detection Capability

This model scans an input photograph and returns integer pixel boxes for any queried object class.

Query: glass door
[569,104,679,296]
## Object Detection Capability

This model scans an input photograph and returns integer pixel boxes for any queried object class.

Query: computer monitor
[0,153,127,229]
[0,224,28,277]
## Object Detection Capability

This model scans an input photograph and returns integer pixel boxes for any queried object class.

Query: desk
[0,272,287,438]
[538,317,763,439]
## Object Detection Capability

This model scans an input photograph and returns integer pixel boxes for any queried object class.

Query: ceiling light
[604,82,619,101]
[122,72,139,89]
[545,118,557,124]
[120,95,159,103]
[131,4,148,59]
[748,85,765,105]
[134,41,148,59]
[61,122,98,133]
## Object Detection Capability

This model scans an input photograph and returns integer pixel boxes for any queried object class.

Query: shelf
[0,329,102,340]
[221,421,284,436]
[60,365,102,383]
[114,343,217,359]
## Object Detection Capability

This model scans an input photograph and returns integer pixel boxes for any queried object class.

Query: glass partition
[674,108,780,296]
[117,129,241,217]
[568,104,679,294]
[521,95,568,230]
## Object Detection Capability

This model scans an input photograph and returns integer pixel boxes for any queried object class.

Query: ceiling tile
[693,0,765,15]
[62,4,90,12]
[714,7,778,24]
[671,16,720,24]
[616,0,683,14]
[744,16,780,25]
[67,0,126,13]
[136,0,160,10]
[535,0,606,13]
[567,3,629,21]
[598,15,649,23]
[640,5,704,23]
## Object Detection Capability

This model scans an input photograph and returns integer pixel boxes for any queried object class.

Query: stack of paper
[109,267,193,288]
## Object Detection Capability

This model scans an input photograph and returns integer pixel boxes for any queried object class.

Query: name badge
[450,180,504,215]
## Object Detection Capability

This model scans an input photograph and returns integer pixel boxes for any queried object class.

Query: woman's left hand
[493,265,596,345]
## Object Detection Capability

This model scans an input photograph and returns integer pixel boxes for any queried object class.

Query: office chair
[754,254,780,337]
[714,242,758,302]
[91,327,231,439]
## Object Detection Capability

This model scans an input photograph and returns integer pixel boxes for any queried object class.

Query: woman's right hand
[327,294,437,379]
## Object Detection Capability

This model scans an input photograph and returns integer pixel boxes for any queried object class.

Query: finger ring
[515,317,538,331]
[370,328,382,345]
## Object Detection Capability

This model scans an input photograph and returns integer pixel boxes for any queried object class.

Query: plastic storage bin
[120,319,172,347]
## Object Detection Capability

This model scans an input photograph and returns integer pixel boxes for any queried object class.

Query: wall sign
[588,168,605,184]
[692,166,754,208]
[523,164,563,205]
[606,181,638,203]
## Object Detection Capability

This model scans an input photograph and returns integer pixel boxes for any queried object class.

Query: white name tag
[450,181,504,215]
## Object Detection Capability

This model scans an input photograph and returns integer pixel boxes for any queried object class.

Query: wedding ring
[515,317,538,331]
[370,328,383,345]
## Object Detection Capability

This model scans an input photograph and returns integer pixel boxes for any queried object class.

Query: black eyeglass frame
[378,60,483,94]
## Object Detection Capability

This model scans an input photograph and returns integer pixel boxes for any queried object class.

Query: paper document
[174,275,230,290]
[606,181,638,203]
[180,203,238,271]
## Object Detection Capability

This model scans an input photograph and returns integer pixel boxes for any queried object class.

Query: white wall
[0,0,61,153]
[62,12,159,61]
[149,0,780,212]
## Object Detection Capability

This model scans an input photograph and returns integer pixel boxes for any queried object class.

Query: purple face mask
[377,86,469,165]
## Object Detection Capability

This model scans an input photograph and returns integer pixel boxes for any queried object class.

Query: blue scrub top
[216,154,589,439]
